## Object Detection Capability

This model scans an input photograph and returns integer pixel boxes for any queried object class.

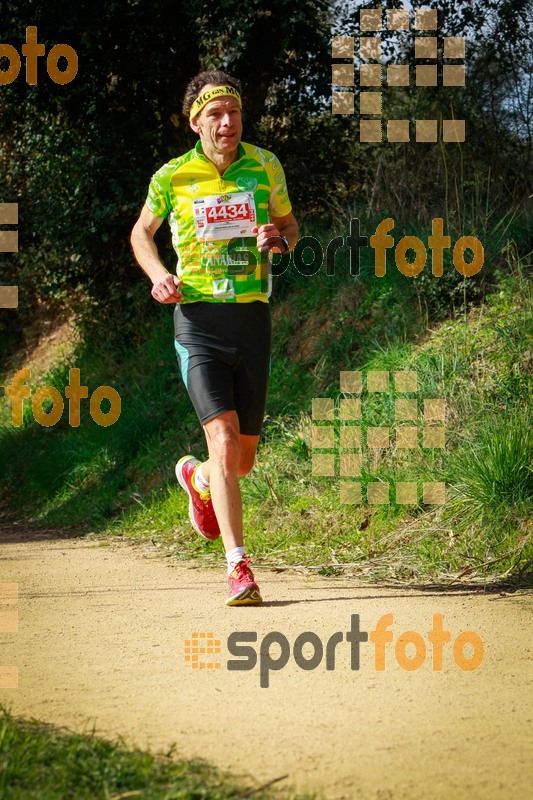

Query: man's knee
[205,420,241,472]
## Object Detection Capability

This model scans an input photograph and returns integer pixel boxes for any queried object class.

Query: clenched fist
[151,274,183,304]
[252,224,288,254]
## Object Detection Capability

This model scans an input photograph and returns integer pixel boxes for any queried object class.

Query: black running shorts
[173,301,271,436]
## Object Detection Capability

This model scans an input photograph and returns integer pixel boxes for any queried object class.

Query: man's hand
[151,274,183,304]
[252,223,287,254]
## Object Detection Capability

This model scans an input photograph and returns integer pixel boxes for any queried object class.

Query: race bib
[193,191,257,241]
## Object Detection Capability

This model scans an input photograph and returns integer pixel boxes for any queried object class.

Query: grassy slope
[0,242,531,582]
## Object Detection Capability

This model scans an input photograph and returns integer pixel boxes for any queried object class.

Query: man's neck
[200,142,239,175]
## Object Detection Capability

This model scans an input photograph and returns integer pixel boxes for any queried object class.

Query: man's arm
[130,204,182,303]
[271,212,298,252]
[253,212,299,254]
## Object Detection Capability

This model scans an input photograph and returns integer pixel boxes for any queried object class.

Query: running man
[130,71,298,606]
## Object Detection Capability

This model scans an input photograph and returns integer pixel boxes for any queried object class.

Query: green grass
[0,230,531,583]
[0,707,313,800]
[445,408,532,537]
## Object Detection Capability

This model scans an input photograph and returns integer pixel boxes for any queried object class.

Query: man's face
[190,84,243,156]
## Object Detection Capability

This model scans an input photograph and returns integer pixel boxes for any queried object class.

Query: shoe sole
[226,587,263,606]
[175,456,220,541]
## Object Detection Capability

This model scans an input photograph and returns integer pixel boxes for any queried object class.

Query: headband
[189,85,242,120]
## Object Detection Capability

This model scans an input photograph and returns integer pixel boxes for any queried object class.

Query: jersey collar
[194,139,245,167]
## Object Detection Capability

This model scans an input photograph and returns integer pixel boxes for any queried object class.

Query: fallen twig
[237,773,289,799]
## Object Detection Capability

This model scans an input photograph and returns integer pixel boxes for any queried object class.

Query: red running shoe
[175,455,220,540]
[226,558,262,606]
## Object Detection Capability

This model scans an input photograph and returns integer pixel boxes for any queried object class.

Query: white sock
[194,463,210,492]
[226,546,246,575]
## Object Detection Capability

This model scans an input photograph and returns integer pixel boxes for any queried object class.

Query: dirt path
[1,533,532,799]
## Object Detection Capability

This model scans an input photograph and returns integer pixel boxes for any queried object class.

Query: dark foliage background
[0,0,531,348]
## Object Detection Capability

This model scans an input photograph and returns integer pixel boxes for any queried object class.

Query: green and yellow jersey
[146,140,292,303]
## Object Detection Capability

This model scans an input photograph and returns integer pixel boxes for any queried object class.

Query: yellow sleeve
[265,154,293,218]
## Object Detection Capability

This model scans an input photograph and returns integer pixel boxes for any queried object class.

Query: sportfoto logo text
[218,218,484,279]
[0,26,78,85]
[3,368,121,427]
[184,614,484,688]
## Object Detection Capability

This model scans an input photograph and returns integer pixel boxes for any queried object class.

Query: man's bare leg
[201,410,259,551]
[197,411,262,604]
